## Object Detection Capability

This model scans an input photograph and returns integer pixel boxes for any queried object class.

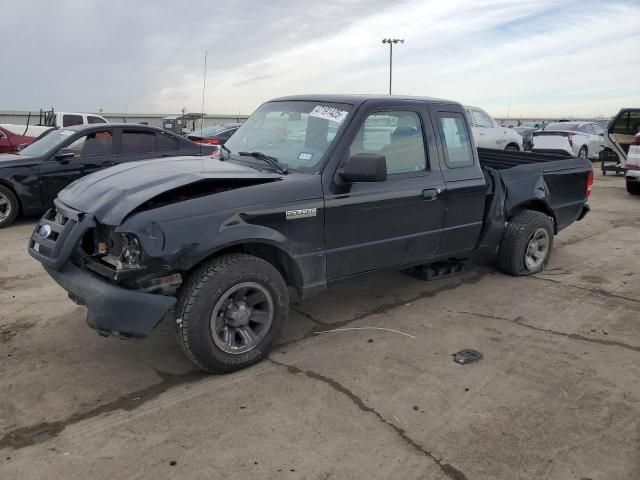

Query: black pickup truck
[28,95,592,373]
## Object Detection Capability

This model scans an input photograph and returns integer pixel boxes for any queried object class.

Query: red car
[0,125,50,153]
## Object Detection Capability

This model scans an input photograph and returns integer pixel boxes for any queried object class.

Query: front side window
[65,131,113,158]
[438,113,474,168]
[350,111,427,175]
[224,101,354,172]
[122,131,156,154]
[592,124,604,136]
[62,115,83,127]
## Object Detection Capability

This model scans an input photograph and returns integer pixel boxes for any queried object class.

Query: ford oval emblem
[38,224,52,239]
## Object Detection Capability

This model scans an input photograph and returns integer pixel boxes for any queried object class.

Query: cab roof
[269,94,460,107]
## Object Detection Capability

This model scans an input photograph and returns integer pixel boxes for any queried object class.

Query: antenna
[200,50,208,131]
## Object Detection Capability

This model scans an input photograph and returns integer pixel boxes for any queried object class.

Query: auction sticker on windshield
[309,106,348,124]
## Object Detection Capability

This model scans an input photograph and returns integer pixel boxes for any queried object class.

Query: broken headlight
[118,234,144,270]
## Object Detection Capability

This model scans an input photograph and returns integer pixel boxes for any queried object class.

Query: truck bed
[477,147,575,170]
[474,147,592,252]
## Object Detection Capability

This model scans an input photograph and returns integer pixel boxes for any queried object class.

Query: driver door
[39,129,115,205]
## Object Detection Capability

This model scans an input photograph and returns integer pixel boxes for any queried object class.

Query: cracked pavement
[1,169,640,479]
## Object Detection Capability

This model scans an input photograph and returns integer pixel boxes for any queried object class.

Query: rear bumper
[626,170,640,181]
[44,262,176,338]
[577,203,590,221]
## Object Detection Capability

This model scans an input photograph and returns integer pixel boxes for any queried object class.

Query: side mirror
[55,148,75,161]
[17,143,29,151]
[339,153,387,183]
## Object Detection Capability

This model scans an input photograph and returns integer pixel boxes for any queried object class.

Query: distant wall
[0,111,250,129]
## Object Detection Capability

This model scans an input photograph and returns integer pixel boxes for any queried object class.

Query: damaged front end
[28,200,179,338]
[76,223,182,295]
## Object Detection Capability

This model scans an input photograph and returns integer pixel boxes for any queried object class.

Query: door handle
[422,187,445,201]
[101,161,116,167]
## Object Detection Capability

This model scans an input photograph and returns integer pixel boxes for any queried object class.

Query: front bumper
[44,262,176,338]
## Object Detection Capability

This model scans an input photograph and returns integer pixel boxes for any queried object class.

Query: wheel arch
[0,179,23,214]
[507,200,557,233]
[188,240,305,294]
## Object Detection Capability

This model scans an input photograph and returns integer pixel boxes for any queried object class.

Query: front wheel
[498,210,554,276]
[175,253,289,373]
[0,185,19,228]
[505,143,520,151]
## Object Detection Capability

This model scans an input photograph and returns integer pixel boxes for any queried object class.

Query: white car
[601,108,640,194]
[531,122,605,159]
[465,106,523,151]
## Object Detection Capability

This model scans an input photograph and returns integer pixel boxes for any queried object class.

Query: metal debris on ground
[453,349,483,365]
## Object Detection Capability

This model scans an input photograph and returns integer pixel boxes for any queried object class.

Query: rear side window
[611,111,640,135]
[157,133,178,152]
[88,116,107,124]
[350,111,427,175]
[122,131,156,154]
[437,113,474,168]
[63,115,83,127]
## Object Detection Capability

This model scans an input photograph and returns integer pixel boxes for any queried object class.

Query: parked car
[513,126,538,151]
[600,108,640,194]
[0,124,52,153]
[0,124,214,227]
[532,122,606,159]
[28,94,592,373]
[187,123,242,145]
[465,106,523,151]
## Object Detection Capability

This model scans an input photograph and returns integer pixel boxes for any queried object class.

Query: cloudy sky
[1,0,638,118]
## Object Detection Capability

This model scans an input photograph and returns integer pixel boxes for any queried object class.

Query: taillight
[204,139,220,145]
[585,170,594,198]
[567,133,574,147]
[633,135,640,145]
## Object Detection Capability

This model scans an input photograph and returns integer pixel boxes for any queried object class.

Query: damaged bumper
[44,262,176,338]
[577,203,590,221]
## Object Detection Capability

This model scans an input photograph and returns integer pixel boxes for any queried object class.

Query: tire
[578,146,588,159]
[498,210,554,276]
[505,143,520,151]
[0,185,19,228]
[627,181,640,196]
[175,253,289,373]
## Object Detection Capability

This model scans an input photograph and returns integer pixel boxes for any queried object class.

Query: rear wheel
[498,210,554,276]
[175,253,289,373]
[505,143,520,151]
[627,181,640,195]
[0,185,19,229]
[578,146,588,159]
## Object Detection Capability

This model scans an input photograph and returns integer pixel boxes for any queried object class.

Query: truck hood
[58,156,282,225]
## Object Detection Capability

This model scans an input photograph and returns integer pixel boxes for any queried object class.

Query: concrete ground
[1,169,639,480]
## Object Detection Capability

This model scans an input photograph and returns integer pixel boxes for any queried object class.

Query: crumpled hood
[58,156,281,225]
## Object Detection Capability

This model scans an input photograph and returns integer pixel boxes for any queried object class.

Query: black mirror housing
[55,148,75,160]
[339,153,387,183]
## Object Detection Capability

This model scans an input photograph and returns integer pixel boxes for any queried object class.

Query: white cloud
[152,0,639,117]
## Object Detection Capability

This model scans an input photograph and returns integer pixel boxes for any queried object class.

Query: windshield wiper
[238,151,288,174]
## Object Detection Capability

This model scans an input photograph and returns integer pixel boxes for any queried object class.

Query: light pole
[382,38,404,95]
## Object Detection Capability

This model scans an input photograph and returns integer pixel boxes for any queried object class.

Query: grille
[28,200,96,270]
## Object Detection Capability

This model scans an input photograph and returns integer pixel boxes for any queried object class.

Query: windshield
[224,101,354,172]
[20,129,74,156]
[190,125,231,137]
